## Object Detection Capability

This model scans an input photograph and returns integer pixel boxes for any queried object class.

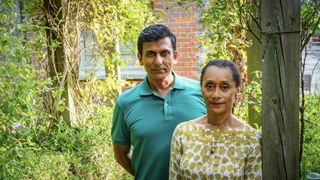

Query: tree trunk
[44,0,76,126]
[261,0,300,179]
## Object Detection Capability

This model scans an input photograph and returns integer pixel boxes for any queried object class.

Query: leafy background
[0,0,319,179]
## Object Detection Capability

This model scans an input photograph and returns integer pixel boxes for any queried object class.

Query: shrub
[301,94,320,178]
[0,103,131,179]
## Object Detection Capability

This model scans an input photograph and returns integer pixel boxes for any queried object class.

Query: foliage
[234,71,262,130]
[1,0,151,179]
[177,0,259,84]
[88,0,156,71]
[0,104,126,179]
[301,0,320,50]
[196,1,251,60]
[0,0,50,178]
[300,94,320,179]
[0,0,49,125]
[1,0,318,178]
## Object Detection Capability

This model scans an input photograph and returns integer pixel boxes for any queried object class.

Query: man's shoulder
[117,83,143,104]
[176,75,200,89]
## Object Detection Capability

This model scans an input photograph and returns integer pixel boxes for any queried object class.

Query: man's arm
[113,144,134,176]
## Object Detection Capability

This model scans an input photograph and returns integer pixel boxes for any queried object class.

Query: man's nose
[153,54,163,65]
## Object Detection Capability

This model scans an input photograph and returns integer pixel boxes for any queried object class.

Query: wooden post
[261,0,300,179]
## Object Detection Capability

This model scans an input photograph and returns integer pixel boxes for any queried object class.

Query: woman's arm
[244,134,262,179]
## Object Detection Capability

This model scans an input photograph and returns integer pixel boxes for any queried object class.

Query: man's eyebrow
[144,50,155,54]
[220,80,231,84]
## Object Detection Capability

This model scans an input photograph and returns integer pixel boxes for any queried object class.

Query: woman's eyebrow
[204,80,214,83]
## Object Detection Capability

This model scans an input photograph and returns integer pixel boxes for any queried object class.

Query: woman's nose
[211,88,221,98]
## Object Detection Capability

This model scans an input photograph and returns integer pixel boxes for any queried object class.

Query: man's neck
[148,74,174,97]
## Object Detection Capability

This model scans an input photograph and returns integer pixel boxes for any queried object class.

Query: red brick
[154,0,200,79]
[176,17,193,22]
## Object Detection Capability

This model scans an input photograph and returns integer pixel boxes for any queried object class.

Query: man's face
[138,37,177,82]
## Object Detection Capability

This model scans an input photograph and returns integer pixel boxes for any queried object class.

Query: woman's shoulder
[235,119,261,141]
[174,117,205,136]
[175,120,198,131]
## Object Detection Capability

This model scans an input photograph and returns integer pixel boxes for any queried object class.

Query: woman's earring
[235,92,242,106]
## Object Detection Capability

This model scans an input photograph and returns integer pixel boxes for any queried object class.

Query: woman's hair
[200,59,242,87]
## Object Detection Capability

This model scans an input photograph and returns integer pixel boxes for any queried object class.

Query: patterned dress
[169,121,262,180]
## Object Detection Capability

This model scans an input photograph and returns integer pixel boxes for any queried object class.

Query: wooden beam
[261,0,300,179]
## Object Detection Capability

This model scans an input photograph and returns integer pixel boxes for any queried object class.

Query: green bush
[1,0,318,179]
[0,1,130,178]
[0,103,131,179]
[301,94,320,179]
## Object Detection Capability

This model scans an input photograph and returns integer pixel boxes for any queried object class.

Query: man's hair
[200,59,242,87]
[137,24,176,55]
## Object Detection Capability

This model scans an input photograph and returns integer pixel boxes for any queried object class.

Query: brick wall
[152,0,201,80]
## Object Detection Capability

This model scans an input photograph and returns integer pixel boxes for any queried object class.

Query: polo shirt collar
[139,71,185,96]
[172,72,185,90]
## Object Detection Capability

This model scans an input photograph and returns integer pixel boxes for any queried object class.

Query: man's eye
[160,51,170,57]
[145,52,155,57]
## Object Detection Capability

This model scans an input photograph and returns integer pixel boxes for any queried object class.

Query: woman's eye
[221,85,229,90]
[206,84,214,90]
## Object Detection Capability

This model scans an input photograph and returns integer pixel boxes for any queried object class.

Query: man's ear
[173,51,178,65]
[137,52,143,65]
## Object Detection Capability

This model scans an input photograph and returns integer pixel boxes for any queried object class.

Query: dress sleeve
[169,124,183,180]
[244,132,262,180]
[111,102,130,145]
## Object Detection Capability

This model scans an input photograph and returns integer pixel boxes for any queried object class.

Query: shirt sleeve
[169,124,183,180]
[111,101,130,145]
[244,133,262,180]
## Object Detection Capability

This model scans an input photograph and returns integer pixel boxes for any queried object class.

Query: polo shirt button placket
[164,101,170,120]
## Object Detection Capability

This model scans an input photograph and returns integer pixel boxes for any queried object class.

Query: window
[79,29,145,80]
[79,29,106,80]
[119,43,145,80]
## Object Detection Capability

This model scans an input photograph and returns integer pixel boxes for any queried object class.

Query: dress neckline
[188,120,246,132]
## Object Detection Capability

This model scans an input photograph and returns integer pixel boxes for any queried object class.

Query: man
[111,24,206,180]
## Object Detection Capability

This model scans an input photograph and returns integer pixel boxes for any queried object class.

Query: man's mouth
[152,68,166,72]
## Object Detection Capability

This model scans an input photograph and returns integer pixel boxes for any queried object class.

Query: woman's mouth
[211,102,224,107]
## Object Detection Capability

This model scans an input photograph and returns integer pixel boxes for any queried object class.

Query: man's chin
[149,73,170,80]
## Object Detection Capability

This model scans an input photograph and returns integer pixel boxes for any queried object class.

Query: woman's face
[201,66,239,115]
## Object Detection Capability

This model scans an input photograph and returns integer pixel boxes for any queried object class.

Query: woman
[169,60,262,179]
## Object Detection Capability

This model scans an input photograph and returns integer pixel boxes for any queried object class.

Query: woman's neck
[206,113,233,129]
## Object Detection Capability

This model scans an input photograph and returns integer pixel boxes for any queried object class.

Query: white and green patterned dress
[169,121,262,180]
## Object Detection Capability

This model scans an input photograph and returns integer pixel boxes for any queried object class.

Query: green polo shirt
[111,73,206,180]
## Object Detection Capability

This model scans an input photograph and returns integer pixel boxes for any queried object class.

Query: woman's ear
[235,88,242,104]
